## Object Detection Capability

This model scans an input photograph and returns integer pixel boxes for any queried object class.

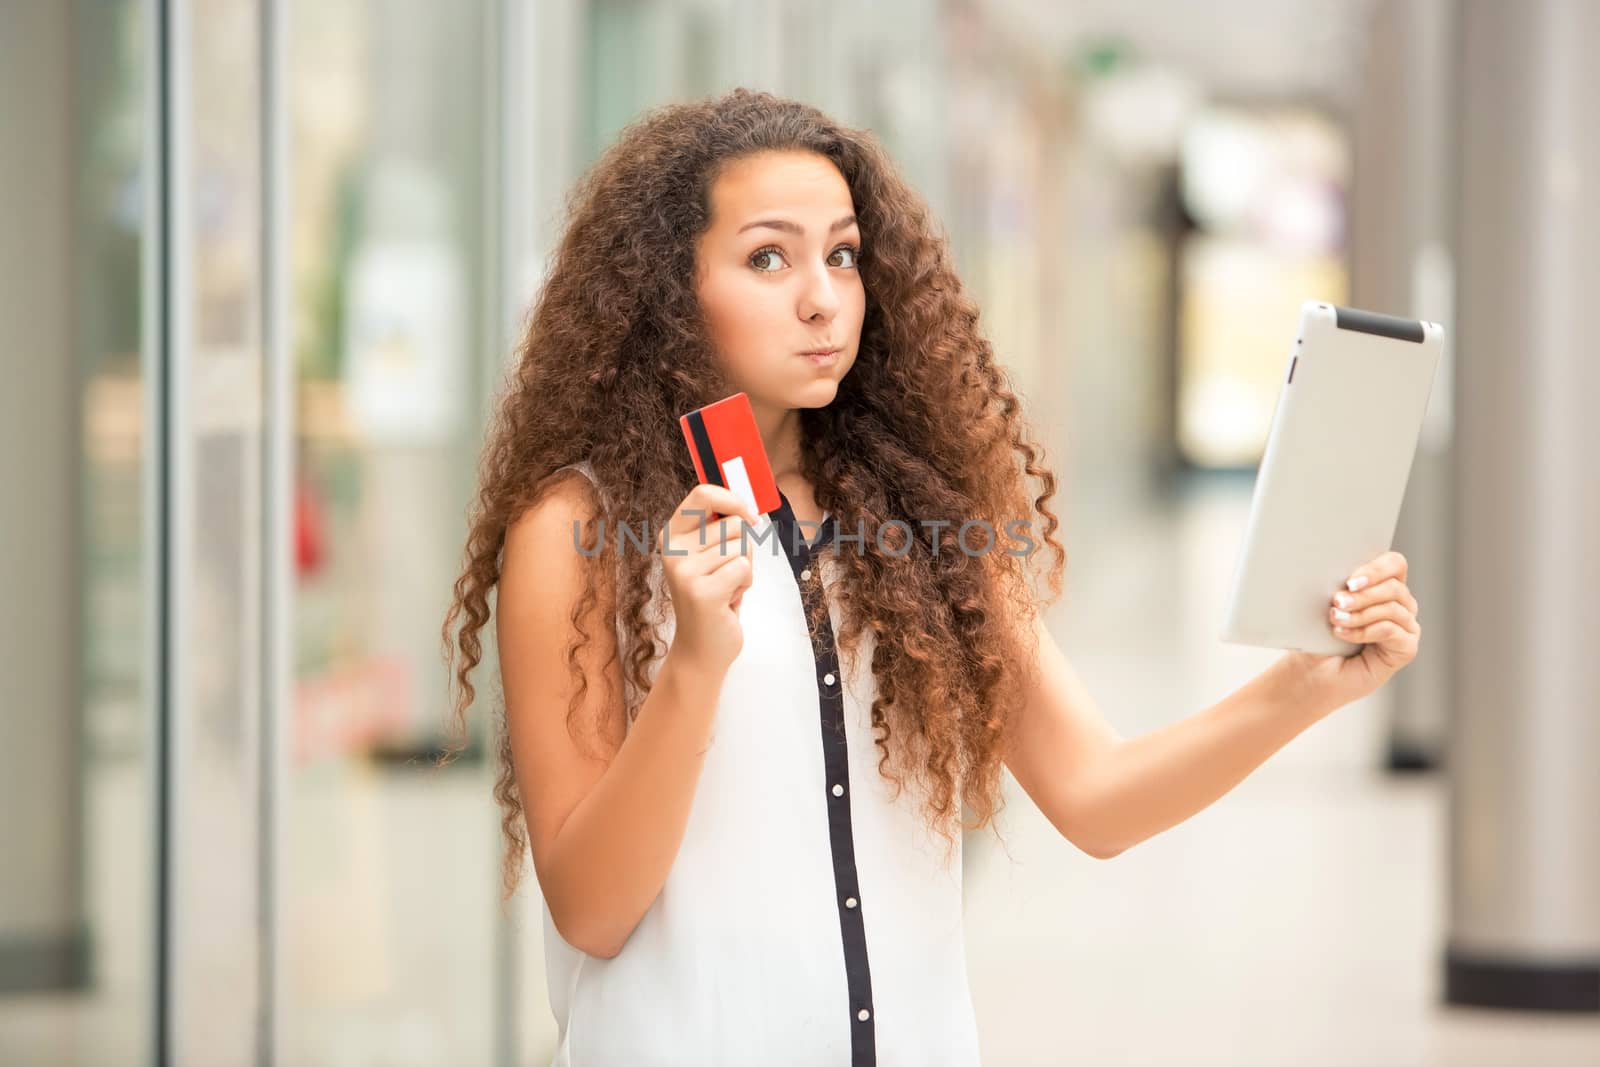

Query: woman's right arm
[496,475,756,959]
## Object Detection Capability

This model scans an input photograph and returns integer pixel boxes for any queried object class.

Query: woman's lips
[800,347,842,364]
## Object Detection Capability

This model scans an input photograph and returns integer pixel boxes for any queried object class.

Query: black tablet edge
[1333,305,1426,343]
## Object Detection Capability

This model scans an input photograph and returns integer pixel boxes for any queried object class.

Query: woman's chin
[789,378,842,407]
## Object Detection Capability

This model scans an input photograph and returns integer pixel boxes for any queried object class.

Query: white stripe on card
[720,455,760,518]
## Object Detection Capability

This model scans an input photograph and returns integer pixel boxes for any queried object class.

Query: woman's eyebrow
[736,214,858,236]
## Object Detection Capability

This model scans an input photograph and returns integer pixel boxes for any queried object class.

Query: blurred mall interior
[1,0,1597,1063]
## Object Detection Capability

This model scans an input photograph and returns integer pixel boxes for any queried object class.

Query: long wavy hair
[442,87,1067,898]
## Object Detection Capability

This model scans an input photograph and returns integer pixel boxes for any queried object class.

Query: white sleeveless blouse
[540,461,980,1066]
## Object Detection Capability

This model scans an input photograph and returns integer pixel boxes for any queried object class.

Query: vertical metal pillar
[1446,0,1600,1013]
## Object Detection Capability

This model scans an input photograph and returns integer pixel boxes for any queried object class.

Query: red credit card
[679,391,781,520]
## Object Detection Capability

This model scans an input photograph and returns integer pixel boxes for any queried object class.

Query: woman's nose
[798,264,840,320]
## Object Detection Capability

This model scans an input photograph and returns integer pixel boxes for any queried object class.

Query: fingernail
[1334,593,1352,609]
[1347,575,1369,592]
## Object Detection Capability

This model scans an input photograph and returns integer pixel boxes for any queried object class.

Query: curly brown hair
[442,87,1067,898]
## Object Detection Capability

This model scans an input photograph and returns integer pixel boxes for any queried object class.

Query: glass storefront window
[282,2,503,1060]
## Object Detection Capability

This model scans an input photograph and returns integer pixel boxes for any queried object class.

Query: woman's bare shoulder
[501,468,613,615]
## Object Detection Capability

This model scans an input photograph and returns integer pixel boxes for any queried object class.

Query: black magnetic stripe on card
[685,409,724,487]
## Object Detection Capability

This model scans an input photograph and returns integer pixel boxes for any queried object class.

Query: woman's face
[695,150,865,415]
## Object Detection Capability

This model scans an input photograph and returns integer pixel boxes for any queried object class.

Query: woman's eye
[749,247,785,272]
[831,245,861,268]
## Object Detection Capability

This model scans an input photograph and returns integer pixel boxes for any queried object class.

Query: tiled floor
[4,478,1597,1065]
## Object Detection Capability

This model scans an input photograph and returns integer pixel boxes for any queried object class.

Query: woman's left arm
[1004,551,1422,859]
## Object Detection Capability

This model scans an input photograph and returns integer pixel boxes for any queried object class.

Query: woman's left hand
[1280,550,1423,710]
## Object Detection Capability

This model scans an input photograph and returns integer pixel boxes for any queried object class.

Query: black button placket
[772,492,876,1066]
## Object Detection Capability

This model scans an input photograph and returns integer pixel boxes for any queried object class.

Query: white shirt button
[845,897,857,909]
[858,1009,871,1022]
[823,672,836,686]
[831,783,844,797]
[800,568,812,581]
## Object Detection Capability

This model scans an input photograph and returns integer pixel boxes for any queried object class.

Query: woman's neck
[752,401,822,522]
[754,402,804,484]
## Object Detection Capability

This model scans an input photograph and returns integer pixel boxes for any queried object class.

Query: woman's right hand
[657,484,759,674]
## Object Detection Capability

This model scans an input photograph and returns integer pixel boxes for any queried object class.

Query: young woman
[442,88,1421,1066]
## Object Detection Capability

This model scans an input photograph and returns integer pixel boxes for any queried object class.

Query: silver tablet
[1221,301,1445,655]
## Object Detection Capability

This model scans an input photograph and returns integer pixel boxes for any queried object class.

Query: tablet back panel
[1221,302,1444,654]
